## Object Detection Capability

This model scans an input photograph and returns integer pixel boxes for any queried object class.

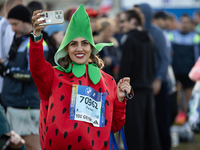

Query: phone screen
[0,134,10,150]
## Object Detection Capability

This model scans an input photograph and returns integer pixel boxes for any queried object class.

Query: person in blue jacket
[168,14,200,113]
[0,5,48,150]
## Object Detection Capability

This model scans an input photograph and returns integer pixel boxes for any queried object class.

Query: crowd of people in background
[0,0,200,150]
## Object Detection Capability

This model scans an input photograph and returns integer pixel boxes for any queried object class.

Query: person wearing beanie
[30,4,133,150]
[0,0,24,108]
[8,5,32,23]
[0,4,49,150]
[7,5,32,37]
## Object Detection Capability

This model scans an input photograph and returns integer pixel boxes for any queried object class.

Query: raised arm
[29,10,54,100]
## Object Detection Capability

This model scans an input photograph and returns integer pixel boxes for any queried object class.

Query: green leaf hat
[54,4,113,65]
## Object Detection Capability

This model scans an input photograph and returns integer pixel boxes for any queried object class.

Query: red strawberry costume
[29,4,127,150]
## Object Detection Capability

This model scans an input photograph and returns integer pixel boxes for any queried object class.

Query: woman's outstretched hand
[117,77,133,102]
[32,10,46,37]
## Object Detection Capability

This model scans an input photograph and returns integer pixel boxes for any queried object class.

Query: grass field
[173,133,200,150]
[118,133,200,150]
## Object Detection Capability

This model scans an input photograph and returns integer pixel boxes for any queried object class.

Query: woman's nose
[76,44,83,51]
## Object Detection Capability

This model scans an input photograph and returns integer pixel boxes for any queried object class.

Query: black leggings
[125,89,161,150]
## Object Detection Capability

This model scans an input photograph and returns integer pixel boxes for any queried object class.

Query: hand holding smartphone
[37,10,64,26]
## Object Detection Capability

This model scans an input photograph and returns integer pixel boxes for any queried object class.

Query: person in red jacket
[29,4,133,150]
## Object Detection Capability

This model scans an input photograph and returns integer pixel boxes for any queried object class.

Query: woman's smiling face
[65,37,92,64]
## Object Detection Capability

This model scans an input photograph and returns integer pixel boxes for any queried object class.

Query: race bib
[69,84,107,127]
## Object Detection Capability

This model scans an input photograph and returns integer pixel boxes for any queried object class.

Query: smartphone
[38,10,64,25]
[0,134,10,150]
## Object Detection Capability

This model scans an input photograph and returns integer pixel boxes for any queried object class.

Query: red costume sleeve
[29,39,54,100]
[111,80,127,133]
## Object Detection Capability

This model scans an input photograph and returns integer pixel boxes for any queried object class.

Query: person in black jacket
[119,9,161,150]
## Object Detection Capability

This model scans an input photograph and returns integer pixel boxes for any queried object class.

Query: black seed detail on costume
[92,140,94,146]
[50,91,52,97]
[46,126,48,132]
[104,81,107,86]
[60,95,65,101]
[68,145,72,150]
[58,82,63,88]
[52,116,55,122]
[64,131,68,138]
[97,131,101,137]
[45,105,48,110]
[99,88,102,93]
[84,73,86,78]
[55,129,58,136]
[106,90,109,95]
[79,80,82,85]
[106,100,109,106]
[58,74,63,77]
[102,73,105,78]
[44,119,46,125]
[70,80,74,82]
[44,131,46,136]
[41,123,43,129]
[49,139,52,146]
[78,136,82,143]
[70,75,74,79]
[105,119,107,126]
[63,108,67,114]
[104,141,107,148]
[87,127,90,133]
[50,103,53,110]
[42,135,44,141]
[112,78,114,80]
[74,123,78,129]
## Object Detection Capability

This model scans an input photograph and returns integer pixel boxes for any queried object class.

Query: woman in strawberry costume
[29,4,133,150]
